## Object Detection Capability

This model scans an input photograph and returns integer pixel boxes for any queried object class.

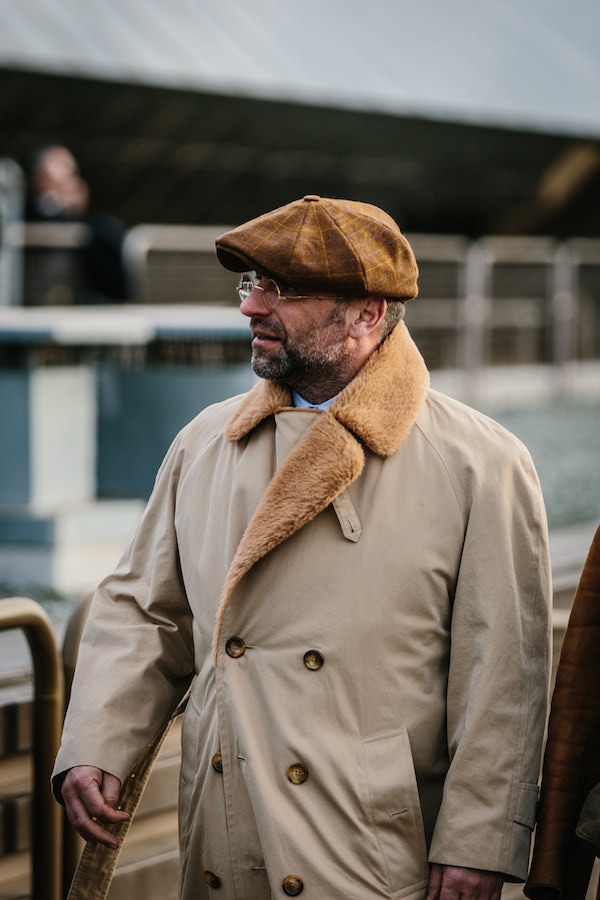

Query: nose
[239,285,270,318]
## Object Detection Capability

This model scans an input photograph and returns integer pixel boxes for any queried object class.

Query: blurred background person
[25,143,129,303]
[26,143,89,222]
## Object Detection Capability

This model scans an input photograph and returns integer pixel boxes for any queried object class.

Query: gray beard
[251,342,353,402]
[249,302,355,402]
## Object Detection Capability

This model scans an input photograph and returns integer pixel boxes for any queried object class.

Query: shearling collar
[225,321,429,457]
[213,323,429,662]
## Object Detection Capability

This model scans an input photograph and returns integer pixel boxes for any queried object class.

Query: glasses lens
[237,274,258,301]
[262,279,280,309]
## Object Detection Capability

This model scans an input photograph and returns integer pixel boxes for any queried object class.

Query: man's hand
[426,864,505,900]
[61,765,130,850]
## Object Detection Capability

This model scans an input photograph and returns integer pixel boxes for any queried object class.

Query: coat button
[303,649,324,670]
[203,870,221,888]
[287,763,309,785]
[282,875,304,895]
[212,752,223,773]
[226,637,246,658]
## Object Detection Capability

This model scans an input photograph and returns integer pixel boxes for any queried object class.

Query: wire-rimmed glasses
[237,273,323,310]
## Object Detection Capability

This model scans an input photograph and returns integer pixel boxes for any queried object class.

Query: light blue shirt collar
[292,390,337,410]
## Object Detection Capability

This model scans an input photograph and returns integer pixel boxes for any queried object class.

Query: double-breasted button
[282,874,304,895]
[303,649,324,671]
[286,763,309,785]
[211,752,223,773]
[203,870,221,888]
[226,637,246,658]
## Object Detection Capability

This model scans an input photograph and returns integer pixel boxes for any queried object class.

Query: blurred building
[0,0,598,236]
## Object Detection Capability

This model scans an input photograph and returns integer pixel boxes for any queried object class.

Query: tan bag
[67,695,187,900]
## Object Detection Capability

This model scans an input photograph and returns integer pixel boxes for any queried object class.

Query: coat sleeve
[524,525,600,900]
[428,432,552,882]
[52,431,195,789]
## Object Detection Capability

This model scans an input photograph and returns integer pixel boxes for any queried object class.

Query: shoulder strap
[67,695,188,900]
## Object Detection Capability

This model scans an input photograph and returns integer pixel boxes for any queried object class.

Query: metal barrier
[565,238,600,361]
[123,225,600,370]
[6,222,600,374]
[0,597,64,900]
[20,222,91,307]
[401,234,469,370]
[123,224,238,306]
[0,158,24,307]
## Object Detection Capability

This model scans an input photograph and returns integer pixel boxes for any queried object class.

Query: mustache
[249,317,286,340]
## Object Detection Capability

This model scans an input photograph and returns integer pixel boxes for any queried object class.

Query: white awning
[0,0,598,137]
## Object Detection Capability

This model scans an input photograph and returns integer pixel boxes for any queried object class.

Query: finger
[63,790,121,849]
[101,772,123,810]
[426,863,444,900]
[433,866,504,900]
[68,801,129,849]
[62,768,129,849]
[65,790,128,847]
[436,871,461,900]
[64,767,129,822]
[70,810,120,850]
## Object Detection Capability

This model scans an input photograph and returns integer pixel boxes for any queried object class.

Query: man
[53,195,552,899]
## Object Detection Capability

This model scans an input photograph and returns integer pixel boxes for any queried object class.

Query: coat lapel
[213,323,429,659]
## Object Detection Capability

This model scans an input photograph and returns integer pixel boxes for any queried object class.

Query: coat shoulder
[177,391,251,446]
[413,389,544,513]
[151,392,251,486]
[416,388,533,464]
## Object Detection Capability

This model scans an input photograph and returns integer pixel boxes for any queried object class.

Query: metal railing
[20,222,91,307]
[0,597,64,900]
[3,221,599,373]
[123,226,600,371]
[0,158,24,307]
[123,224,237,306]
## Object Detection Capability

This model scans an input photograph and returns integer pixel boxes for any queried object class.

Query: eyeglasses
[236,273,348,310]
[237,273,318,310]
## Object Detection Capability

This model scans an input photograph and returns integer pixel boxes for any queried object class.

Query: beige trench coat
[54,323,552,900]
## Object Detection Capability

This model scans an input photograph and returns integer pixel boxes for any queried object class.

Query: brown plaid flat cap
[215,195,419,302]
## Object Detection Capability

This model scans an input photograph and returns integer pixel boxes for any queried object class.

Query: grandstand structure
[0,0,598,235]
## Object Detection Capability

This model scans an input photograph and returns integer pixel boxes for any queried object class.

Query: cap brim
[215,245,255,273]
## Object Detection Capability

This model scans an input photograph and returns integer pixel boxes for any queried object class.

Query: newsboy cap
[215,195,419,302]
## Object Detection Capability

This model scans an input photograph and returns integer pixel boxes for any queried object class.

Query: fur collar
[225,321,428,455]
[213,323,429,661]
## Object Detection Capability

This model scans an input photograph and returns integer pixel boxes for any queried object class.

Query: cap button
[303,195,321,202]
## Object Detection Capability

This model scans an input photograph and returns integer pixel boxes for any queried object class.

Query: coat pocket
[180,697,202,787]
[361,729,429,899]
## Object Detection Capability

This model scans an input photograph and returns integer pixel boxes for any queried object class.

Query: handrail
[0,597,64,900]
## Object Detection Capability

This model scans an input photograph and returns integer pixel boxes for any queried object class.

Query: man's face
[240,277,354,399]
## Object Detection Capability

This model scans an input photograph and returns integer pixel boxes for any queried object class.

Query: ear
[347,296,387,339]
